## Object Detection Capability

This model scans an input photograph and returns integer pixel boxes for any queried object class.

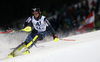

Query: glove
[21,26,32,32]
[53,34,59,42]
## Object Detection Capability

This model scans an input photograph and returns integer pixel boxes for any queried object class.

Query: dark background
[0,0,80,28]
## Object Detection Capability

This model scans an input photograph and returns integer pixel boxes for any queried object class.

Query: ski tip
[8,55,14,59]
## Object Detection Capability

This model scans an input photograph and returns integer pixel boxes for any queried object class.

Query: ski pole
[0,29,24,34]
[0,30,14,34]
[28,35,37,47]
[0,26,31,34]
[28,35,45,48]
[60,39,76,41]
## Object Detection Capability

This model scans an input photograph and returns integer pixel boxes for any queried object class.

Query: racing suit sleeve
[24,16,33,28]
[44,18,57,39]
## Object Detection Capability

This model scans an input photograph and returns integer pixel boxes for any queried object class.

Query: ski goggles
[32,11,39,14]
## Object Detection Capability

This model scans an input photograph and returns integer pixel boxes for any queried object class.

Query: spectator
[91,0,96,7]
[95,15,100,30]
[95,0,100,14]
[85,0,89,7]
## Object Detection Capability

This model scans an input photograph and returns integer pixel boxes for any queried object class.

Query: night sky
[0,0,79,28]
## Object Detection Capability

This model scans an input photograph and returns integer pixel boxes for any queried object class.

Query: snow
[0,30,100,62]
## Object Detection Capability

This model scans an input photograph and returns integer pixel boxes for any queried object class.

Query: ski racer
[8,7,59,58]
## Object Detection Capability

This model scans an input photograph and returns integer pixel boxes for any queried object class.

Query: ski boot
[8,52,14,58]
[23,50,30,55]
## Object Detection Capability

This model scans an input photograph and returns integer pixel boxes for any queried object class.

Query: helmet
[32,8,41,14]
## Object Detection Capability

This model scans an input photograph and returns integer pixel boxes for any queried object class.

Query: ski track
[0,30,100,62]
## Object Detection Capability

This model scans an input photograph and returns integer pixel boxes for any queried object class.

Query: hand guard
[54,38,59,42]
[53,34,59,42]
[21,26,32,32]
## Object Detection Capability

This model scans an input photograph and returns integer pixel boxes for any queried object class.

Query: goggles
[32,11,39,14]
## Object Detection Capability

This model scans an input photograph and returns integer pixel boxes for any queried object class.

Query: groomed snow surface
[0,30,100,62]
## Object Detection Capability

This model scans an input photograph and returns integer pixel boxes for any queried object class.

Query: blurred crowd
[42,0,100,33]
[2,0,100,35]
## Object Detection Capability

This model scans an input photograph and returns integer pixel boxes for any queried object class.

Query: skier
[8,7,59,58]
